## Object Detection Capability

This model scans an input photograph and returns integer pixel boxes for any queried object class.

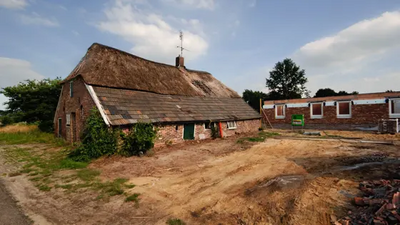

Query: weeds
[77,169,101,182]
[166,218,186,225]
[125,193,140,203]
[237,131,280,143]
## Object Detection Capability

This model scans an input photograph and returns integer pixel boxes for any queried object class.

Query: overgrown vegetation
[0,124,65,145]
[120,123,157,156]
[69,109,157,161]
[237,131,280,144]
[68,108,118,162]
[0,78,62,132]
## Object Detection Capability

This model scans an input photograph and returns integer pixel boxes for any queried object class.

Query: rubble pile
[338,180,400,225]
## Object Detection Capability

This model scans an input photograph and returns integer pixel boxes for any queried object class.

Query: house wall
[263,103,390,130]
[154,119,260,146]
[53,77,95,142]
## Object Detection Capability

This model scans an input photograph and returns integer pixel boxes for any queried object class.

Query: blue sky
[1,0,400,110]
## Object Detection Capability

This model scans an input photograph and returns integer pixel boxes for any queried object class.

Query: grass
[125,193,140,202]
[1,124,138,200]
[77,169,101,181]
[0,125,66,146]
[237,131,280,144]
[166,218,186,225]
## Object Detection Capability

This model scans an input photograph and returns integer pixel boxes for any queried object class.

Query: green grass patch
[0,129,66,145]
[125,193,140,203]
[36,184,51,191]
[76,169,100,182]
[94,178,128,196]
[237,131,280,143]
[59,158,88,169]
[166,218,186,225]
[125,184,136,189]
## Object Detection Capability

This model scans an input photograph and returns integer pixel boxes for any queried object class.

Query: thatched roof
[93,86,261,126]
[63,43,239,98]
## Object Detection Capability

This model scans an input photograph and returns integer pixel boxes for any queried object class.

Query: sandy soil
[1,130,400,225]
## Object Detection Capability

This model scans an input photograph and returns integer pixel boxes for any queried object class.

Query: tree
[1,78,62,131]
[242,90,269,112]
[266,58,307,100]
[314,88,337,97]
[314,88,359,97]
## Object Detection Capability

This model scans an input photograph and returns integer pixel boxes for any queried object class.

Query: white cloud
[292,11,400,94]
[161,0,215,10]
[0,57,45,110]
[249,0,257,8]
[0,0,28,9]
[20,12,59,27]
[98,0,208,63]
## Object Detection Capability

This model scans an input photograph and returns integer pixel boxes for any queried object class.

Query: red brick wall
[53,77,95,142]
[263,103,390,130]
[154,119,260,146]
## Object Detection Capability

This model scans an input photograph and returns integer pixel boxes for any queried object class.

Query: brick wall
[263,103,391,130]
[53,77,95,142]
[154,119,260,146]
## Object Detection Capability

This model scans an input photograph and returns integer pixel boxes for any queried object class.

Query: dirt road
[0,179,30,225]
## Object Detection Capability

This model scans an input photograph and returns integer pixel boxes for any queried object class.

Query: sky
[1,0,400,110]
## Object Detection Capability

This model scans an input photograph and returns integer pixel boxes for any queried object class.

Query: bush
[0,115,14,126]
[68,108,118,162]
[120,123,157,156]
[38,120,54,133]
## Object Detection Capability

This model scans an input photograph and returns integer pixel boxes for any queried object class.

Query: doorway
[58,118,62,137]
[183,123,195,140]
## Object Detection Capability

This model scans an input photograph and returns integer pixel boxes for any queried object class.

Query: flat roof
[264,91,400,104]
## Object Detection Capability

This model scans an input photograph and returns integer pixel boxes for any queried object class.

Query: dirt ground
[1,130,400,225]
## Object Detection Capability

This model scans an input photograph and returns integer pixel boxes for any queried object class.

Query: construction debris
[337,179,400,224]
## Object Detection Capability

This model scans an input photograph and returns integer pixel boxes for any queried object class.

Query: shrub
[0,115,14,126]
[120,123,157,156]
[68,108,118,162]
[38,120,54,133]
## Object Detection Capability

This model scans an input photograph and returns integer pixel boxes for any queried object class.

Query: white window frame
[66,114,71,126]
[336,101,352,118]
[389,98,400,118]
[310,102,323,119]
[227,121,237,130]
[275,105,285,119]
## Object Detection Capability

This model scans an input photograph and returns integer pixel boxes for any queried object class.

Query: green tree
[266,58,307,100]
[314,88,337,97]
[1,78,62,131]
[242,89,269,112]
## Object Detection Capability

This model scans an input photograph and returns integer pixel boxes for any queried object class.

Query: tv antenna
[177,31,189,56]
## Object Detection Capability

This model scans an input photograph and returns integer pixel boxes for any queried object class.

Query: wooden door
[71,113,77,142]
[183,123,195,140]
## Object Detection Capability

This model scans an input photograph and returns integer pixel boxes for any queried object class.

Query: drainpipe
[218,122,223,138]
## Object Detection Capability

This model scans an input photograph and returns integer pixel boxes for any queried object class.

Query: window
[389,98,400,118]
[205,122,215,129]
[275,105,285,119]
[337,101,351,118]
[227,121,237,129]
[66,114,71,126]
[70,81,73,97]
[310,103,323,119]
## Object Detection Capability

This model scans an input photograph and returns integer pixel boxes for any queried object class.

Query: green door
[183,123,195,140]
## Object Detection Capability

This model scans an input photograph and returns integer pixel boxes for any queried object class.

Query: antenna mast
[179,31,184,56]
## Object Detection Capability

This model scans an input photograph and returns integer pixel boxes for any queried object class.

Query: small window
[275,105,285,119]
[310,103,323,119]
[389,98,400,118]
[175,125,179,131]
[70,81,73,97]
[337,101,351,118]
[205,122,215,130]
[227,121,237,129]
[66,114,71,126]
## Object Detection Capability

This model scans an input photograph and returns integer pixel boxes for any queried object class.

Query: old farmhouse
[54,43,260,144]
[263,92,400,130]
